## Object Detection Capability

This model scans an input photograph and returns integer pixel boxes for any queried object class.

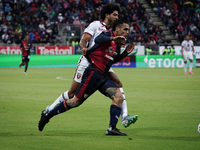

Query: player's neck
[103,19,110,29]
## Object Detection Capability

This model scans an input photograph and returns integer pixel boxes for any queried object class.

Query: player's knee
[116,95,124,107]
[113,91,124,106]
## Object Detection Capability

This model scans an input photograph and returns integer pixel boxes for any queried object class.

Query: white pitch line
[56,76,71,80]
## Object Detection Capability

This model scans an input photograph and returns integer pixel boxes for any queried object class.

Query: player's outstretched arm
[113,42,135,64]
[95,33,126,45]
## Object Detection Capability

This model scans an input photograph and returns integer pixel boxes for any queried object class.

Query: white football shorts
[183,51,193,61]
[73,56,115,83]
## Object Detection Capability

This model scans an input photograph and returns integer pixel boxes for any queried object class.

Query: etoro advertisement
[136,55,196,68]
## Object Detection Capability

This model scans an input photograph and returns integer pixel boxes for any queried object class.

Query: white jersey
[181,40,194,61]
[181,40,193,52]
[74,21,114,83]
[84,20,107,49]
[78,21,107,65]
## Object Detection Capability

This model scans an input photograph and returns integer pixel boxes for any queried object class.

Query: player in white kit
[39,4,138,130]
[181,35,195,74]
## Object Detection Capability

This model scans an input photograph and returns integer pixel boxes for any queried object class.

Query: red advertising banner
[36,46,74,55]
[0,46,21,54]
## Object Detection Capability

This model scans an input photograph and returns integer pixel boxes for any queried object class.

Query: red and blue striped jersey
[86,30,128,74]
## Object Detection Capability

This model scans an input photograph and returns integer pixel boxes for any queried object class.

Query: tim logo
[77,73,82,79]
[105,46,113,54]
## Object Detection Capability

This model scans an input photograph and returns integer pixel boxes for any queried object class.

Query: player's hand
[125,42,135,53]
[193,54,196,57]
[113,36,126,45]
[82,47,88,55]
[182,54,184,58]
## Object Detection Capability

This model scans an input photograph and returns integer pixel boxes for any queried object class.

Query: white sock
[48,90,69,111]
[183,63,187,73]
[119,88,128,120]
[189,62,193,72]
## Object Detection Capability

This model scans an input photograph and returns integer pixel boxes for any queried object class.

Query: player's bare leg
[19,62,25,68]
[46,80,80,111]
[108,71,138,128]
[24,62,28,75]
[189,59,194,74]
[105,87,127,136]
[183,60,187,74]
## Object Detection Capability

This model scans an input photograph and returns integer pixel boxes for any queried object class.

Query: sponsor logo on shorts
[84,94,88,99]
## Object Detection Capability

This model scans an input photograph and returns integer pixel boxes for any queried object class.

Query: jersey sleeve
[113,48,129,64]
[83,21,98,37]
[94,31,111,44]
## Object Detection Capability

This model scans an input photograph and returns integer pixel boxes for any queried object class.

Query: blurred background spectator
[0,0,199,46]
[149,0,200,45]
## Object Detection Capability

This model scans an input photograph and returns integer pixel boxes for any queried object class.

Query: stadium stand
[1,0,198,46]
[144,0,200,46]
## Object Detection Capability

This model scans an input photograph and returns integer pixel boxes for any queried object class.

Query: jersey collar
[100,20,109,29]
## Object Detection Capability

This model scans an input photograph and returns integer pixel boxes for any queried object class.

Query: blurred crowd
[147,0,200,45]
[0,0,187,46]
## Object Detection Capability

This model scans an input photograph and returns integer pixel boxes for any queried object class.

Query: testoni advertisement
[159,46,200,58]
[36,46,74,55]
[0,46,36,54]
[112,55,136,67]
[0,46,21,54]
[136,55,196,68]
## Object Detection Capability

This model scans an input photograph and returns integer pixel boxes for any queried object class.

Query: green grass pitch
[0,67,200,150]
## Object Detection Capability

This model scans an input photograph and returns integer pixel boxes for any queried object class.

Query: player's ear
[105,13,109,19]
[115,26,119,32]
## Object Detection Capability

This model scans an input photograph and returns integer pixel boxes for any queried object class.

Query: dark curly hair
[100,3,120,20]
[112,19,128,31]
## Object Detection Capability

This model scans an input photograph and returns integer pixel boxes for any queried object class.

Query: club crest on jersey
[77,73,82,79]
[105,46,113,54]
[98,27,106,31]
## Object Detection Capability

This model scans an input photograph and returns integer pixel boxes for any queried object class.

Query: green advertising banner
[0,55,82,68]
[136,55,196,68]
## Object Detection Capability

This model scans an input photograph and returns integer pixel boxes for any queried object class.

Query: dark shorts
[75,65,118,100]
[22,55,30,62]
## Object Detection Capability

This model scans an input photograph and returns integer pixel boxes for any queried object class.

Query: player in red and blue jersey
[19,35,32,75]
[42,3,138,129]
[38,19,136,136]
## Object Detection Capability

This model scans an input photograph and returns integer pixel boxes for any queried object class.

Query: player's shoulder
[102,30,111,35]
[87,20,101,27]
[181,40,186,45]
[189,40,194,44]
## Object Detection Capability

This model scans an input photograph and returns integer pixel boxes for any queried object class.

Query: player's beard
[108,16,115,28]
